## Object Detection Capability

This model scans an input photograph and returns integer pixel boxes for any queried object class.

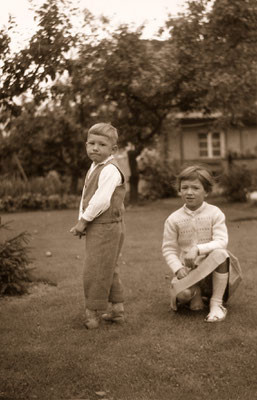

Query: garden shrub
[19,193,47,210]
[0,172,68,198]
[137,148,179,200]
[0,221,33,296]
[0,172,81,212]
[219,165,252,202]
[0,193,80,212]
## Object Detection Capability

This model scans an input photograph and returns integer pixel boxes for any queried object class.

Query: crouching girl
[162,165,242,322]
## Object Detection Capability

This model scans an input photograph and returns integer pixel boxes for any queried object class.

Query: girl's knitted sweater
[162,201,228,274]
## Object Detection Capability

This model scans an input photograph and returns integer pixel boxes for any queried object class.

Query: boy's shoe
[204,305,227,322]
[84,309,100,329]
[189,286,204,311]
[102,303,125,324]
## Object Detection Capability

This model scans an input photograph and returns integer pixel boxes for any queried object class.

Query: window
[198,132,223,158]
[198,133,208,157]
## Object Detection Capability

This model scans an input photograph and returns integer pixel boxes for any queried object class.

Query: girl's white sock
[210,271,229,307]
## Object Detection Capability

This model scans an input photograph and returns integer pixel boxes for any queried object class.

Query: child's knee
[177,287,196,304]
[208,249,229,273]
[210,248,228,258]
[216,259,229,273]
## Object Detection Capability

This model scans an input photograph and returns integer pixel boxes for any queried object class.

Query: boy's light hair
[177,165,215,193]
[87,123,118,145]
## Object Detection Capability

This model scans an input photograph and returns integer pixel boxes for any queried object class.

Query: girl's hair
[177,165,215,193]
[87,123,118,144]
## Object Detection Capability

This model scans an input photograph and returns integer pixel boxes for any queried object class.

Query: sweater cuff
[171,264,184,275]
[197,244,207,255]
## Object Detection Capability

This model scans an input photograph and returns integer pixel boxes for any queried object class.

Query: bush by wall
[219,165,253,202]
[137,149,179,200]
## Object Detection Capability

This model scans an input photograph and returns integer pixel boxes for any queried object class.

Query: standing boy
[70,123,126,329]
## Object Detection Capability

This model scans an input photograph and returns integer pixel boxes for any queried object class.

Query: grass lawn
[0,198,257,400]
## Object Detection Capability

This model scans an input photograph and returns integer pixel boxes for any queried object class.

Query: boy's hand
[70,218,88,238]
[176,267,189,280]
[184,246,199,269]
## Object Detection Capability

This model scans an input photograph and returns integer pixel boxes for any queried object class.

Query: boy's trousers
[83,221,125,311]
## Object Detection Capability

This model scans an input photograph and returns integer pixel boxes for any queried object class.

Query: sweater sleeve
[162,217,184,274]
[197,209,228,255]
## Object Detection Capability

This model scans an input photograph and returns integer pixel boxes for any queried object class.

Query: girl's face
[86,133,117,164]
[179,178,208,211]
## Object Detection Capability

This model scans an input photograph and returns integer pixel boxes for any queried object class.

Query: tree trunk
[127,149,140,204]
[13,153,28,182]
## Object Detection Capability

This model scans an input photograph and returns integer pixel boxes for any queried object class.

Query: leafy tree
[0,0,88,191]
[0,101,90,192]
[1,0,256,202]
[204,0,257,124]
[0,0,77,115]
[39,105,91,193]
[74,24,181,202]
[166,0,257,125]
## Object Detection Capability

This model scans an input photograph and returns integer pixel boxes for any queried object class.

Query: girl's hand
[176,267,189,279]
[184,246,199,268]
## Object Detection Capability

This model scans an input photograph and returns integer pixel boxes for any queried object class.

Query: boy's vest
[82,159,126,224]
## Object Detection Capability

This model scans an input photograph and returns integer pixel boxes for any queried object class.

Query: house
[159,113,257,174]
[116,113,257,198]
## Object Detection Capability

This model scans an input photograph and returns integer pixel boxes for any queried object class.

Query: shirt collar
[183,201,207,216]
[91,155,114,168]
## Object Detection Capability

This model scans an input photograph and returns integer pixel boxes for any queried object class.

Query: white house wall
[159,122,257,169]
[182,129,202,160]
[226,126,257,157]
[226,128,241,155]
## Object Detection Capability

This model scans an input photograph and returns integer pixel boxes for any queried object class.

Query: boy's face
[179,178,208,211]
[86,133,117,164]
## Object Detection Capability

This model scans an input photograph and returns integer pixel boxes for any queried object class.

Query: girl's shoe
[102,303,125,324]
[204,305,227,322]
[84,309,100,329]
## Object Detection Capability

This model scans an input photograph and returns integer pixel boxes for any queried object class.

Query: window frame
[198,131,225,159]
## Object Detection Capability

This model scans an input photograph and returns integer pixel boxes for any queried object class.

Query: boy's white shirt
[79,155,122,221]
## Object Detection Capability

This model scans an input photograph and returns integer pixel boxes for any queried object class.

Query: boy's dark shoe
[102,303,125,324]
[84,309,100,329]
